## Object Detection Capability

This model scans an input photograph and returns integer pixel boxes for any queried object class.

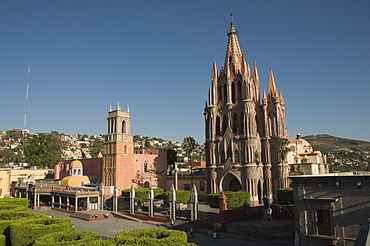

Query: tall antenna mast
[23,66,30,131]
[22,66,30,158]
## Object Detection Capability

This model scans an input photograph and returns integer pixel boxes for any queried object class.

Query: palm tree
[182,136,196,158]
[182,136,196,184]
[275,137,291,188]
[275,137,290,163]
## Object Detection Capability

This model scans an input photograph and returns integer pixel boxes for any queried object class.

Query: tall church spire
[223,22,243,74]
[268,68,277,97]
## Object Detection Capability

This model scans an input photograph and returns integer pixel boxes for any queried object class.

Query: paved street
[31,208,293,246]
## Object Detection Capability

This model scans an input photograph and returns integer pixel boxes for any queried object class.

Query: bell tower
[102,103,134,191]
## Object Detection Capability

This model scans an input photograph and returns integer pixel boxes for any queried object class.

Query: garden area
[0,198,196,246]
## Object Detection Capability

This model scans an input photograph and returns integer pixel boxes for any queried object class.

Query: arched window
[144,161,148,172]
[233,113,238,135]
[240,112,245,135]
[218,85,222,103]
[200,180,205,191]
[234,150,240,163]
[231,82,236,103]
[237,81,242,100]
[122,120,126,133]
[124,145,127,154]
[216,116,221,136]
[227,147,232,160]
[223,84,227,103]
[222,115,227,134]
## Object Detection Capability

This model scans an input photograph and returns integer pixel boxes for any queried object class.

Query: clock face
[123,136,127,140]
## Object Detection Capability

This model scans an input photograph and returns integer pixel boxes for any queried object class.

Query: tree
[132,170,143,187]
[88,137,103,158]
[167,149,177,170]
[274,137,291,188]
[150,158,167,187]
[0,149,22,164]
[275,137,291,163]
[24,132,63,168]
[182,136,196,161]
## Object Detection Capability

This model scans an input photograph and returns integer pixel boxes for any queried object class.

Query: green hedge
[115,228,195,245]
[0,235,5,246]
[121,189,190,204]
[208,191,250,209]
[121,188,164,200]
[10,217,73,246]
[0,198,28,210]
[89,239,116,246]
[160,190,190,204]
[33,230,101,246]
[0,204,26,212]
[0,211,48,234]
[277,188,293,205]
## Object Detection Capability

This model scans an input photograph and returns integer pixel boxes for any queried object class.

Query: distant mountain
[302,134,370,153]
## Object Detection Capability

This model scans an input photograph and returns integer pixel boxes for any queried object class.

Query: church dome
[70,160,83,167]
[61,175,90,187]
[294,154,301,159]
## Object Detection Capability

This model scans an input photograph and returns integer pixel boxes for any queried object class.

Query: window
[233,113,238,135]
[144,161,148,172]
[122,120,126,133]
[316,209,332,236]
[200,180,205,191]
[216,116,221,136]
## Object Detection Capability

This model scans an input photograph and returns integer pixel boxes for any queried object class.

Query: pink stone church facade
[204,22,292,205]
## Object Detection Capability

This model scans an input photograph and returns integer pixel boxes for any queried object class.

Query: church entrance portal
[221,173,242,192]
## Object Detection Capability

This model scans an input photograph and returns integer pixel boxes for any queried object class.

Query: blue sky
[1,1,369,144]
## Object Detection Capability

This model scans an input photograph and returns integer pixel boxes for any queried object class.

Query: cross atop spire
[229,10,235,23]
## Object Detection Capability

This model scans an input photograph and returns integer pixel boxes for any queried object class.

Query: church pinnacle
[223,22,243,75]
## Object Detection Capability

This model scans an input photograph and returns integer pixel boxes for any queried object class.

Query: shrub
[277,188,293,205]
[10,217,73,246]
[208,191,250,209]
[121,188,164,200]
[33,230,101,246]
[0,211,48,234]
[0,198,28,210]
[114,228,194,245]
[161,190,190,204]
[208,193,221,207]
[175,190,190,204]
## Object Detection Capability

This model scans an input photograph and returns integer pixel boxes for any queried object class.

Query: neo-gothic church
[204,22,289,205]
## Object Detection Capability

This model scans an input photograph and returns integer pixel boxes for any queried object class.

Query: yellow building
[0,169,11,198]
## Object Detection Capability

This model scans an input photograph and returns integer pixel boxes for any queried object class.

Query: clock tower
[102,103,134,191]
